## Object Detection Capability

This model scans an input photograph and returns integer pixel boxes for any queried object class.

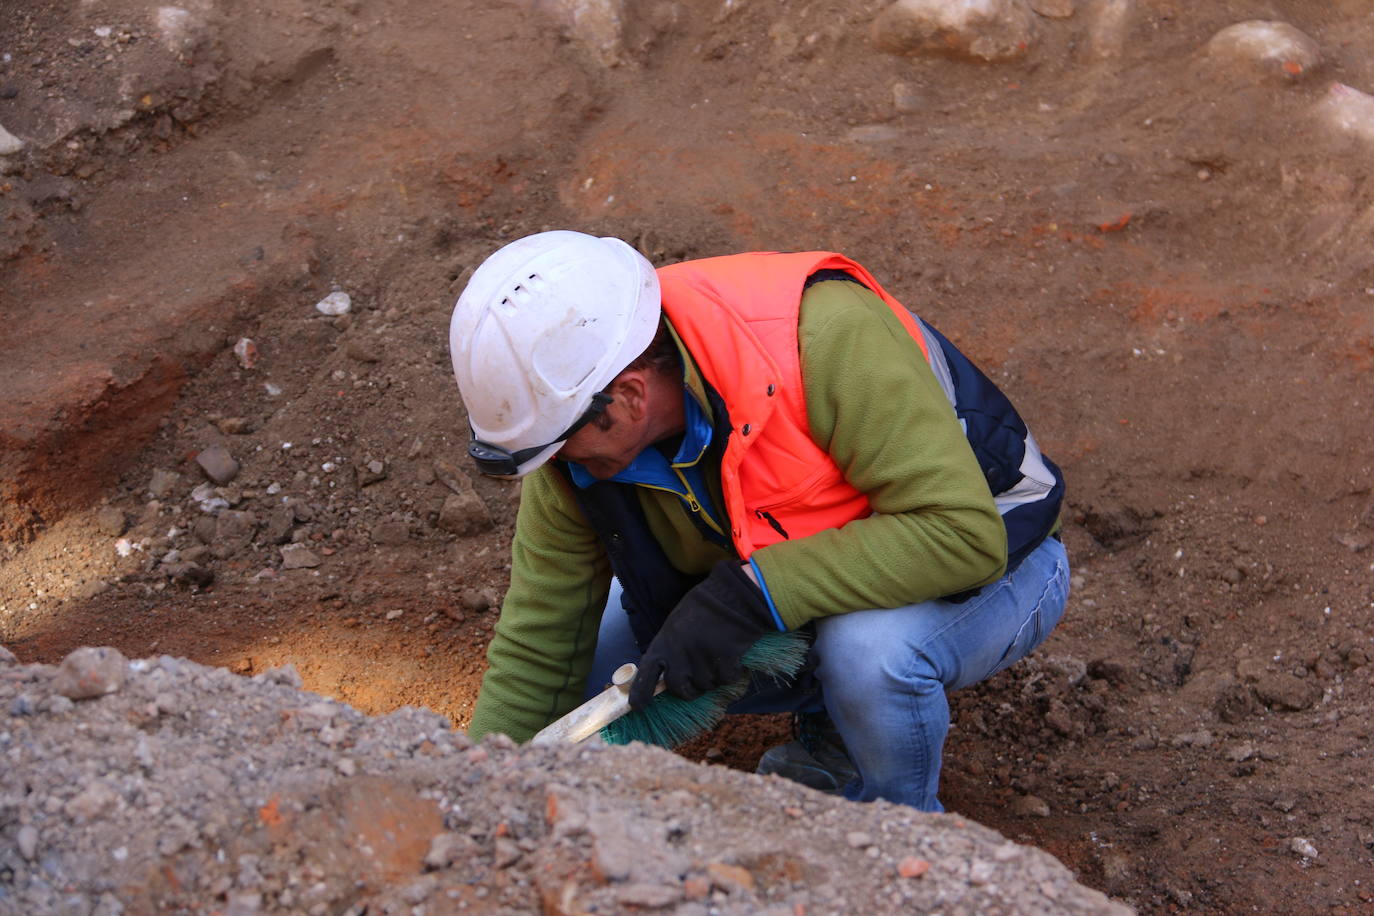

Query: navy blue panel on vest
[1002,466,1065,567]
[922,321,1065,570]
[565,470,700,650]
[559,384,736,649]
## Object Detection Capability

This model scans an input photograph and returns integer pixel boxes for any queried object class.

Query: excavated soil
[3,0,1374,912]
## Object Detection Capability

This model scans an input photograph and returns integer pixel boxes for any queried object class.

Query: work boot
[755,711,858,795]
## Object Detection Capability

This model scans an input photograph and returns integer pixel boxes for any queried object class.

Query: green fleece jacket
[466,280,1007,742]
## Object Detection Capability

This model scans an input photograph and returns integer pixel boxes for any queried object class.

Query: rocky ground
[0,646,1125,914]
[3,0,1374,912]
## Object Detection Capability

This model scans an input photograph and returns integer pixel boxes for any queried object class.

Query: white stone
[16,825,38,861]
[1316,82,1374,144]
[314,291,351,315]
[527,0,627,67]
[0,123,24,155]
[870,0,1036,62]
[1202,21,1321,83]
[154,6,209,54]
[1085,0,1134,60]
[1288,837,1318,858]
[234,337,259,369]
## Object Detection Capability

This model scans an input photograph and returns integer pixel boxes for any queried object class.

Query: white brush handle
[529,663,664,745]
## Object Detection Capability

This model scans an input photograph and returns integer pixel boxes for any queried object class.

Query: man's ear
[609,370,649,420]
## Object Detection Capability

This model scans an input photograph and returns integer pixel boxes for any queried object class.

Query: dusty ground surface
[0,648,1126,914]
[3,0,1374,911]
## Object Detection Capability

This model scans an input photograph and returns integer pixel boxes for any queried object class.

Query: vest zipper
[756,509,790,540]
[672,469,726,537]
[633,475,726,539]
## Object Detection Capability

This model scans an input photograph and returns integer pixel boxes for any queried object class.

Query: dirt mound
[1,648,1124,914]
[4,0,1374,911]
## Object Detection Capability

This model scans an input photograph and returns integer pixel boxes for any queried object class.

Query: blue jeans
[587,535,1070,812]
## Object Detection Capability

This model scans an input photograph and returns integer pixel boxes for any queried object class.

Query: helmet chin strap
[468,391,614,478]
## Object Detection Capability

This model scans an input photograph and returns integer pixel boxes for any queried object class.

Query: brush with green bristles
[530,630,811,749]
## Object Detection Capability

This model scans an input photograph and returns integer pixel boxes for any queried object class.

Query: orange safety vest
[656,251,930,558]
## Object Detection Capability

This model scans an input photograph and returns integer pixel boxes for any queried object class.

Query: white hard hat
[449,230,661,478]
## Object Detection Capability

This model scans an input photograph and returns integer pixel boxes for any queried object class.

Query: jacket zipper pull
[756,509,790,540]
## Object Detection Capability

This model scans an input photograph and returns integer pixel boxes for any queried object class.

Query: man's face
[556,409,647,479]
[555,374,655,480]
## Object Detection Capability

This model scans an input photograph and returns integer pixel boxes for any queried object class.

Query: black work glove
[629,559,777,710]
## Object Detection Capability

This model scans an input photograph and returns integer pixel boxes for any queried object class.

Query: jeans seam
[979,545,1068,681]
[1019,550,1069,663]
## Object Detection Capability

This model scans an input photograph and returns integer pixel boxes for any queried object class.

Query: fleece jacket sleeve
[466,468,612,743]
[749,280,1008,629]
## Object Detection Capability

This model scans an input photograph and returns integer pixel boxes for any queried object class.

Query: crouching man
[450,231,1068,811]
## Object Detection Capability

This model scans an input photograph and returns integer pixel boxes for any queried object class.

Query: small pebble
[0,122,24,155]
[1010,794,1051,818]
[706,862,755,894]
[216,417,253,435]
[53,647,128,700]
[234,337,259,369]
[1289,837,1318,858]
[147,469,181,499]
[846,831,873,849]
[95,505,127,537]
[493,836,522,868]
[1225,742,1257,763]
[280,545,321,569]
[16,825,38,861]
[898,856,930,878]
[315,291,351,315]
[196,445,240,486]
[683,874,711,900]
[425,833,471,869]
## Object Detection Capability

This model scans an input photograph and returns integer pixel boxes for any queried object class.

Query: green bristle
[741,630,811,681]
[601,629,811,749]
[600,688,731,748]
